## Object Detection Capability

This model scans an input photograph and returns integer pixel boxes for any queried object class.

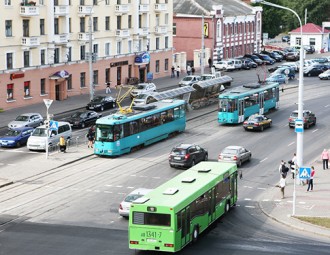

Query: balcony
[78,5,93,16]
[139,4,149,13]
[20,6,39,16]
[116,29,130,37]
[154,4,167,12]
[155,26,168,34]
[139,27,149,36]
[54,34,69,44]
[115,4,129,14]
[78,32,94,41]
[21,36,40,47]
[54,5,69,16]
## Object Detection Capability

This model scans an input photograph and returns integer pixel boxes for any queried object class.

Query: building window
[156,37,160,50]
[105,16,110,31]
[54,0,58,5]
[5,0,11,5]
[173,23,176,36]
[128,65,132,78]
[139,15,142,29]
[80,0,85,5]
[80,72,86,88]
[128,40,132,53]
[165,13,169,25]
[309,38,316,46]
[105,0,110,4]
[138,39,142,51]
[93,17,98,31]
[67,47,72,62]
[156,14,160,26]
[5,20,12,37]
[80,17,85,32]
[155,60,160,73]
[69,18,72,33]
[93,70,99,85]
[93,44,98,54]
[117,41,122,54]
[80,45,85,60]
[54,48,60,63]
[105,42,111,56]
[128,15,132,28]
[93,0,98,4]
[23,51,30,67]
[296,37,301,45]
[105,68,110,83]
[67,74,72,90]
[40,0,45,5]
[40,19,45,35]
[24,81,30,97]
[165,36,168,49]
[6,53,13,69]
[117,16,121,29]
[7,84,14,100]
[40,49,45,65]
[54,18,59,34]
[23,20,29,37]
[40,78,46,95]
[165,58,168,71]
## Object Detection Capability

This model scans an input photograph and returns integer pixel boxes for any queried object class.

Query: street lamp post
[251,0,304,216]
[88,7,94,102]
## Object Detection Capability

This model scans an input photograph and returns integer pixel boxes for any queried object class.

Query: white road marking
[116,185,123,188]
[262,199,270,202]
[118,192,126,195]
[152,177,160,179]
[104,191,112,193]
[260,158,268,163]
[312,129,318,133]
[298,201,306,204]
[288,142,295,146]
[127,187,134,189]
[325,104,330,108]
[105,184,112,187]
[244,186,253,189]
[244,198,252,201]
[0,163,4,165]
[70,188,79,191]
[245,205,255,208]
[86,189,92,192]
[130,175,136,177]
[109,221,114,224]
[94,190,100,192]
[139,175,147,178]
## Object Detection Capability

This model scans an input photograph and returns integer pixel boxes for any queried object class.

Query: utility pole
[88,8,94,102]
[201,14,205,75]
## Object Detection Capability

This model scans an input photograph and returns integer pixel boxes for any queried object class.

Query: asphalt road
[1,66,330,254]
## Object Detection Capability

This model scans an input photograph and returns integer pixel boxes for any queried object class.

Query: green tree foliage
[252,0,330,38]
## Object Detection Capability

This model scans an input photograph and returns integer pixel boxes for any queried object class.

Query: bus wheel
[225,201,230,213]
[192,226,199,243]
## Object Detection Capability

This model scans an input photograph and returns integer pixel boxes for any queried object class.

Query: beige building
[0,0,173,110]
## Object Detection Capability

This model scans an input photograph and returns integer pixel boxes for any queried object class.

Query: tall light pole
[251,0,304,216]
[88,6,94,102]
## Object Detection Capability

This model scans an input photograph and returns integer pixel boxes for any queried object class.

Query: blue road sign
[49,120,59,130]
[295,119,304,133]
[299,166,311,179]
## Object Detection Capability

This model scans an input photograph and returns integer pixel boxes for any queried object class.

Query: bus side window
[173,107,180,119]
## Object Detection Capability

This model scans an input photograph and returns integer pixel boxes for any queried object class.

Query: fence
[48,135,89,154]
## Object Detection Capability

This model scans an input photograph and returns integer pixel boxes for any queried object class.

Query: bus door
[180,207,191,247]
[231,174,238,204]
[259,93,264,114]
[208,188,216,224]
[238,99,244,123]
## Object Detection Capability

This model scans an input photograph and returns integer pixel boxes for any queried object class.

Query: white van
[27,121,72,151]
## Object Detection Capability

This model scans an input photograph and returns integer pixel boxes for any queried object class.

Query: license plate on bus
[147,239,157,243]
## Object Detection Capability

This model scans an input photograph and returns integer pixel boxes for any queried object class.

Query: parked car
[304,45,315,54]
[303,66,324,77]
[169,143,208,168]
[282,35,290,42]
[130,83,157,98]
[288,110,316,129]
[319,70,330,80]
[8,113,44,129]
[86,96,116,111]
[213,60,235,71]
[0,127,34,148]
[274,67,295,80]
[218,145,251,167]
[244,54,263,65]
[286,52,299,61]
[255,54,275,65]
[272,50,287,58]
[238,59,251,70]
[66,110,102,128]
[132,92,157,106]
[228,58,242,70]
[266,74,288,84]
[242,58,258,68]
[178,75,201,87]
[312,58,328,64]
[261,51,282,62]
[118,188,153,217]
[243,114,272,132]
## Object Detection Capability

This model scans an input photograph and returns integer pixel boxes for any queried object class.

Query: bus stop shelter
[151,86,195,104]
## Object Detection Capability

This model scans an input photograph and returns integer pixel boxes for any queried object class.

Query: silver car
[8,113,44,129]
[178,75,201,87]
[118,188,152,217]
[218,145,251,167]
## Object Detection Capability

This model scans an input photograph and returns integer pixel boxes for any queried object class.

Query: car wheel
[248,155,251,162]
[191,160,195,167]
[204,154,208,161]
[306,122,310,129]
[100,106,104,111]
[308,73,311,77]
[314,118,317,126]
[16,142,21,148]
[237,160,242,167]
[39,122,44,126]
[169,164,174,168]
[260,126,264,132]
[81,122,86,128]
[269,122,272,128]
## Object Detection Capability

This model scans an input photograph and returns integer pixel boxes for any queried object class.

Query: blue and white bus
[94,100,186,156]
[218,82,280,124]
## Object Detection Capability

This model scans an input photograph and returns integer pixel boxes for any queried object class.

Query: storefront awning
[49,70,70,79]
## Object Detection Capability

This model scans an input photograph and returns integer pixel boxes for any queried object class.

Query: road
[1,67,330,254]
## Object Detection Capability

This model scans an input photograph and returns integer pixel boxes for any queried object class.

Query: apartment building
[0,0,173,110]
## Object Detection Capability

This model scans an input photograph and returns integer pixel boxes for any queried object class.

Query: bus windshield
[96,124,114,142]
[132,212,171,227]
[219,98,236,112]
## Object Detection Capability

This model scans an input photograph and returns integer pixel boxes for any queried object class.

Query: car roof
[224,145,244,150]
[175,143,195,149]
[128,188,153,196]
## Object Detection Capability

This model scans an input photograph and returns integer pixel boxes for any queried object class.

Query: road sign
[49,120,58,130]
[295,119,304,133]
[43,99,53,109]
[299,167,311,179]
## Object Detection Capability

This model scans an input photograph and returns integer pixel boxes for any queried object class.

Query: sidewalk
[259,158,330,238]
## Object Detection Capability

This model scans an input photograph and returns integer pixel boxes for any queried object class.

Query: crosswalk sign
[299,167,311,179]
[49,120,58,130]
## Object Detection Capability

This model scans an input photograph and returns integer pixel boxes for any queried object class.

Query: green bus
[128,161,238,252]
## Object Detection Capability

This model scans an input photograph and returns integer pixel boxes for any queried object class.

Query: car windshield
[222,148,238,155]
[182,77,193,81]
[15,115,29,121]
[6,130,21,136]
[137,85,147,89]
[91,97,103,103]
[291,112,298,118]
[172,148,187,155]
[71,112,83,118]
[124,194,144,203]
[200,76,212,81]
[32,128,47,137]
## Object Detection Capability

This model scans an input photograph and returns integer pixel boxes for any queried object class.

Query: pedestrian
[321,149,329,170]
[208,57,212,68]
[191,66,195,75]
[176,66,181,78]
[171,66,175,78]
[187,65,192,75]
[105,82,111,94]
[87,126,95,148]
[278,160,289,178]
[279,174,286,199]
[307,166,315,192]
[289,153,297,179]
[59,136,66,153]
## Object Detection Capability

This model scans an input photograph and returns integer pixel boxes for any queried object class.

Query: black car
[241,58,257,68]
[304,45,315,54]
[254,54,275,65]
[66,110,102,128]
[244,54,263,65]
[86,96,116,111]
[169,144,208,168]
[303,67,324,77]
[282,35,290,42]
[261,51,282,62]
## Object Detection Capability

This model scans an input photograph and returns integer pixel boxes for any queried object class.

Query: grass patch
[295,216,330,228]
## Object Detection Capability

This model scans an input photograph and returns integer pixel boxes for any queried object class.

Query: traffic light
[44,120,49,129]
